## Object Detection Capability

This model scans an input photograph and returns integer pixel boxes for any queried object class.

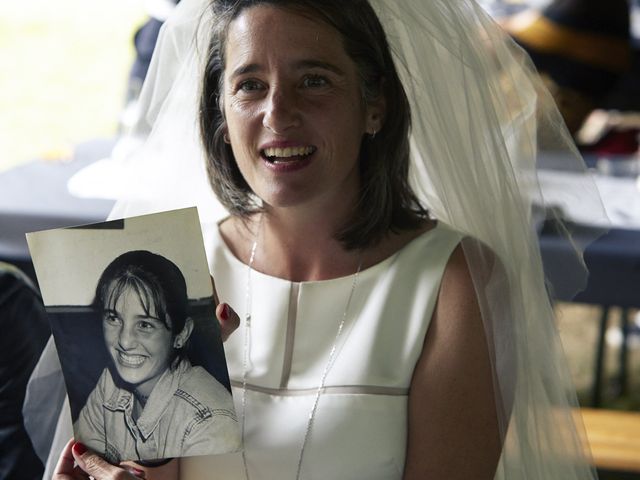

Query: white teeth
[118,351,146,366]
[263,146,314,158]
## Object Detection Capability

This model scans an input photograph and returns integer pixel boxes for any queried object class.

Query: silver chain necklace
[240,224,362,480]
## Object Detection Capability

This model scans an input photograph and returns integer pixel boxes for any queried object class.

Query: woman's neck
[263,208,361,281]
[219,205,434,282]
[222,202,360,281]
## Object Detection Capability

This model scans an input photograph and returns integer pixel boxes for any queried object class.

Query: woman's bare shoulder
[426,243,481,353]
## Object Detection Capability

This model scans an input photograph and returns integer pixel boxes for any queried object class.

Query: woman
[47,0,605,479]
[73,250,240,463]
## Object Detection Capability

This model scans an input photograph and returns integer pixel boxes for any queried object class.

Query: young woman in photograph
[73,250,240,463]
[32,0,605,479]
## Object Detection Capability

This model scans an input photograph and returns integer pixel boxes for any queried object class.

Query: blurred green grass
[0,0,147,172]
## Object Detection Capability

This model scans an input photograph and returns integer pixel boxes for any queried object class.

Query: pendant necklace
[240,222,362,480]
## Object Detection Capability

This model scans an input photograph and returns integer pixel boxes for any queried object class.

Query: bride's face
[222,5,376,210]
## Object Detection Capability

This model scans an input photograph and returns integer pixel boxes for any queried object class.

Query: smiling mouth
[261,146,316,164]
[117,351,147,367]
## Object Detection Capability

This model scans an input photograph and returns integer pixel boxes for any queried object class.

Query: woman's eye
[137,321,156,332]
[238,80,264,92]
[104,315,121,326]
[301,75,328,88]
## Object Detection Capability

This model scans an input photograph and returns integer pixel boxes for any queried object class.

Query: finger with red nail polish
[216,302,240,342]
[72,442,87,455]
[71,442,140,479]
[123,466,147,478]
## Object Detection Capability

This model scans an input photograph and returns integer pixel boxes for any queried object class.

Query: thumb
[72,442,136,479]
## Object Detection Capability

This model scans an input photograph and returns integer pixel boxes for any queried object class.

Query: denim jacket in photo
[74,359,241,463]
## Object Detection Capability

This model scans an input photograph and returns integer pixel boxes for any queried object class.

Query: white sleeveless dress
[181,222,463,479]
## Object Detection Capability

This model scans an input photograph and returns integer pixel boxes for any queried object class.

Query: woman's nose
[262,87,301,134]
[118,325,138,349]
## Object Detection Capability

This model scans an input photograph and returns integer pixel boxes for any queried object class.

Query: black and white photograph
[26,207,241,464]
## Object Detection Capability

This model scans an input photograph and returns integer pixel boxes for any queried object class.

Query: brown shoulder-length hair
[199,0,427,249]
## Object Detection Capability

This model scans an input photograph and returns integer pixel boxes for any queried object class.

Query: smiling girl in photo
[73,250,240,463]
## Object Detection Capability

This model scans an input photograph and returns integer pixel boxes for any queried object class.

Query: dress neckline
[213,219,445,286]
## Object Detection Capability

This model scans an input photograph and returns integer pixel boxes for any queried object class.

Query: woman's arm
[403,244,501,480]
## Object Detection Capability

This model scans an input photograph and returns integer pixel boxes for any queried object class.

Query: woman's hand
[54,439,146,479]
[211,275,240,341]
[215,302,240,341]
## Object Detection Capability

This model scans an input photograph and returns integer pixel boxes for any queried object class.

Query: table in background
[580,407,640,479]
[540,223,640,407]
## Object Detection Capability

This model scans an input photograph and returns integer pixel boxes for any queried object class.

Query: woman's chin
[260,193,315,210]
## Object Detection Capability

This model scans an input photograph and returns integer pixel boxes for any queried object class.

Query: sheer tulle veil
[26,0,607,478]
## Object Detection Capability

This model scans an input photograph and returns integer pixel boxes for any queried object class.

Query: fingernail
[221,303,229,320]
[127,467,146,478]
[73,442,87,455]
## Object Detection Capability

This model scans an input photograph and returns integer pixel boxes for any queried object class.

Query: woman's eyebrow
[229,63,261,79]
[229,59,346,79]
[135,314,162,321]
[293,59,345,76]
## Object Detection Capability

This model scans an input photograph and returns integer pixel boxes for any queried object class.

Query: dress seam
[231,380,408,397]
[280,282,299,389]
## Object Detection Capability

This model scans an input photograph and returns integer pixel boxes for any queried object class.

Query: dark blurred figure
[126,16,166,103]
[505,0,632,135]
[0,264,50,480]
[120,0,180,133]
